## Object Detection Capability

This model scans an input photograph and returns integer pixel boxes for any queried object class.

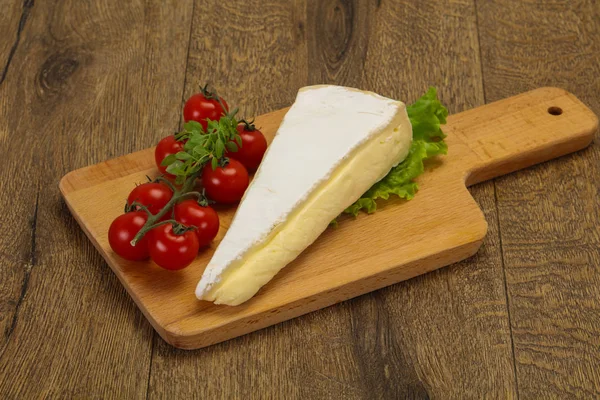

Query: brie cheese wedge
[196,85,413,305]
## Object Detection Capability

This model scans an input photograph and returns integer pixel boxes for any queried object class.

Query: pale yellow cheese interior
[201,110,412,305]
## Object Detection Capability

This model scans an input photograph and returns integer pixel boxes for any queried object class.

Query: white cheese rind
[196,85,412,304]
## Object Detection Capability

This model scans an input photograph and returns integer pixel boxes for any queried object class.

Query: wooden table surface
[1,1,599,398]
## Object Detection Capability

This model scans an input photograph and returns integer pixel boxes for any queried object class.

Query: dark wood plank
[181,0,308,116]
[477,0,600,398]
[305,1,516,398]
[149,0,517,398]
[0,0,192,397]
[0,1,33,85]
[306,0,372,86]
[0,0,36,353]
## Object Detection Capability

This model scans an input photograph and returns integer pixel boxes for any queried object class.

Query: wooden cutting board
[60,87,597,349]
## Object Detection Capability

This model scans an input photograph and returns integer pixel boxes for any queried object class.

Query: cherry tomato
[108,212,150,261]
[127,182,173,215]
[183,92,229,130]
[201,159,249,204]
[155,135,185,175]
[148,223,199,270]
[173,200,220,247]
[226,123,267,171]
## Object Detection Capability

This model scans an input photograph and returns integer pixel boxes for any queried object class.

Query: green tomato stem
[179,191,204,201]
[129,171,200,246]
[154,175,177,192]
[128,201,152,215]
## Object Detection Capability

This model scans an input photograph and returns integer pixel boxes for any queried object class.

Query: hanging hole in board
[547,106,563,116]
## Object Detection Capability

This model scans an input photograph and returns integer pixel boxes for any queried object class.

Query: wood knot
[38,51,80,95]
[316,0,355,66]
[297,20,305,35]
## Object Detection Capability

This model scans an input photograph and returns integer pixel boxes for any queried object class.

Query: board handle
[447,87,598,186]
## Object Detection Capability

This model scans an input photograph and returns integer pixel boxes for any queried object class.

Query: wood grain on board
[61,85,596,365]
[0,0,192,398]
[478,0,600,397]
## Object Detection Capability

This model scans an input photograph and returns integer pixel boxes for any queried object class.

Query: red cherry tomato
[183,92,229,130]
[108,212,150,261]
[226,124,267,171]
[148,223,199,270]
[174,200,220,247]
[127,182,173,215]
[201,159,249,204]
[155,135,185,175]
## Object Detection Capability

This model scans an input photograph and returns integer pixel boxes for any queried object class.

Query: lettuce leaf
[343,87,448,216]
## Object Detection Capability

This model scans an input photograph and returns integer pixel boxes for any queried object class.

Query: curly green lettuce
[344,87,448,216]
